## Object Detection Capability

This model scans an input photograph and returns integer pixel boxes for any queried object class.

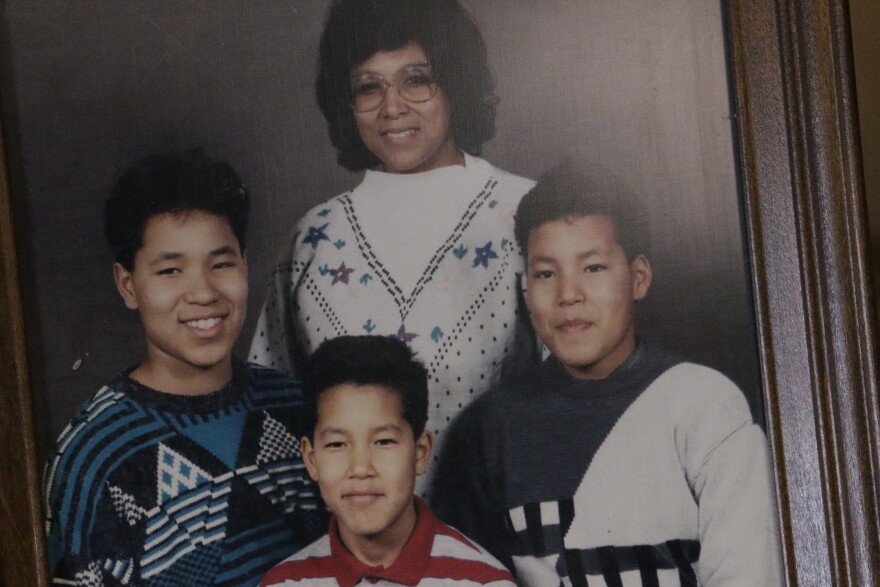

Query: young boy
[260,335,516,587]
[43,152,326,585]
[432,164,783,586]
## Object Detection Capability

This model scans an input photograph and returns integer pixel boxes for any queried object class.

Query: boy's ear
[301,436,319,482]
[414,429,434,477]
[630,255,652,301]
[113,263,139,310]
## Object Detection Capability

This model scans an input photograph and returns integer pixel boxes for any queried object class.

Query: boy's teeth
[189,317,220,330]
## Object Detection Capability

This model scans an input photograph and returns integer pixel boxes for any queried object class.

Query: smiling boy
[260,335,515,587]
[433,164,783,586]
[43,152,326,586]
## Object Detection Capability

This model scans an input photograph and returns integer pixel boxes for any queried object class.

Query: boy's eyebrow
[146,245,239,266]
[147,252,183,266]
[316,423,403,437]
[371,423,403,434]
[528,254,557,265]
[209,245,240,257]
[529,247,607,265]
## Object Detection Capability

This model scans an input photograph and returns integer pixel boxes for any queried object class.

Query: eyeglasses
[349,64,439,112]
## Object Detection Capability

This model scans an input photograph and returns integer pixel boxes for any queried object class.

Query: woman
[250,0,535,490]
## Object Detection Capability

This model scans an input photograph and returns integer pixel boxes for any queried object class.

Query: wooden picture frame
[1,0,878,585]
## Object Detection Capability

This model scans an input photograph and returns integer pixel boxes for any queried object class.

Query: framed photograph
[1,0,878,585]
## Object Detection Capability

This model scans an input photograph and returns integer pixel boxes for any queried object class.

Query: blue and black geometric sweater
[44,358,327,586]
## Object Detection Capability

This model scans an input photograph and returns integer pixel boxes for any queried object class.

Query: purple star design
[303,223,330,249]
[473,241,498,268]
[394,324,418,343]
[329,262,355,285]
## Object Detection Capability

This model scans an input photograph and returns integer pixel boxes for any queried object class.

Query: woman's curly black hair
[315,0,497,172]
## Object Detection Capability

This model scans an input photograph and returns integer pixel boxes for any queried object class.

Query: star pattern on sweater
[394,324,418,343]
[303,223,330,249]
[473,241,498,268]
[329,262,355,285]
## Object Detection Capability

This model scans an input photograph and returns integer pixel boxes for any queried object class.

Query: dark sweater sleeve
[429,389,513,569]
[45,458,142,585]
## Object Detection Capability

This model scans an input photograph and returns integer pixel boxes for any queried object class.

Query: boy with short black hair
[433,163,783,586]
[44,152,326,586]
[260,335,516,587]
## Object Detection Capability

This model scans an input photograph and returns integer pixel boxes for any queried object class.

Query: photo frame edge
[727,0,880,584]
[0,115,50,586]
[0,1,878,585]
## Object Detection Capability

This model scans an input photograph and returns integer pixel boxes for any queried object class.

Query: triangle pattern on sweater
[176,411,247,470]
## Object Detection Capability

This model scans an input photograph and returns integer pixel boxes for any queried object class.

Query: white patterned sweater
[249,155,534,493]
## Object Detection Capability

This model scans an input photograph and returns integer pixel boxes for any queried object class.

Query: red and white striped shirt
[260,497,515,587]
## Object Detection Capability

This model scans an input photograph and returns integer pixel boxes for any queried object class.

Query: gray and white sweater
[432,343,783,586]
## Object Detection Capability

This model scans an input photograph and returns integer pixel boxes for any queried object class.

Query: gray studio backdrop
[2,0,758,461]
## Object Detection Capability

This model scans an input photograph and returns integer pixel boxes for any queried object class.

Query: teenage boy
[260,335,516,587]
[44,152,326,586]
[432,164,783,586]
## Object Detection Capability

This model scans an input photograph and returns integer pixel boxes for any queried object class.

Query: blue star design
[363,319,376,333]
[329,262,355,285]
[303,223,330,249]
[473,241,498,268]
[394,324,418,343]
[431,327,444,342]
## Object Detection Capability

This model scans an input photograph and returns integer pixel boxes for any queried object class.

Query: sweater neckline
[539,342,677,401]
[113,357,249,413]
[361,152,487,184]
